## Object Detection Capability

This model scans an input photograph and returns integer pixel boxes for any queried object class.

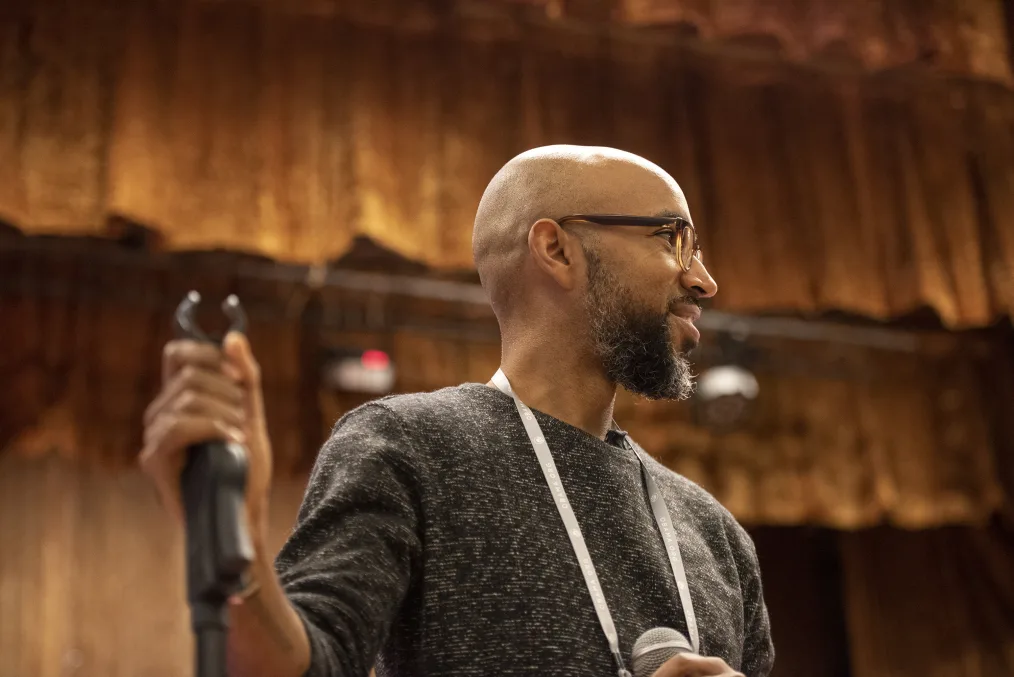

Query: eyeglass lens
[679,225,698,270]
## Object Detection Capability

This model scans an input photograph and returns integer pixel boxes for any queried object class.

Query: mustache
[670,295,703,311]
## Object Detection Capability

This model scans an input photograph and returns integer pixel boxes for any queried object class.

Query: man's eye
[655,229,677,246]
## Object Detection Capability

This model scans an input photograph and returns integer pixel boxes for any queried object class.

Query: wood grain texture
[2,0,1013,326]
[1,446,1011,677]
[0,453,306,677]
[0,240,1007,530]
[841,526,1014,677]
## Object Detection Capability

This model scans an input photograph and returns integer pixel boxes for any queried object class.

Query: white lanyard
[491,370,699,675]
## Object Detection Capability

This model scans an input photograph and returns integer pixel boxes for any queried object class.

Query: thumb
[223,331,262,392]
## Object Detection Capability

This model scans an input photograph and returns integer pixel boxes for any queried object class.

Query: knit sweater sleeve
[274,403,422,677]
[729,521,775,677]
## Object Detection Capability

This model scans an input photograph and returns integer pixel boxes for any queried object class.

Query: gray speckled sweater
[275,384,774,677]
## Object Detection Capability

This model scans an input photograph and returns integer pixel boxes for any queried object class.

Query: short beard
[584,246,695,401]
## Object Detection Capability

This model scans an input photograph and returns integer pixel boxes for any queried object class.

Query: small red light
[360,350,390,371]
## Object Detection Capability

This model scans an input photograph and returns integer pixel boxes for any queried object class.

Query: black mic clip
[605,428,630,448]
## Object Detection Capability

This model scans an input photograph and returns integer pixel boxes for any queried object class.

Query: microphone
[631,627,694,677]
[174,292,254,677]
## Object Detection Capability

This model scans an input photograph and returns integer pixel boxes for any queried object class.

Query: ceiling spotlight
[696,364,760,402]
[694,364,759,433]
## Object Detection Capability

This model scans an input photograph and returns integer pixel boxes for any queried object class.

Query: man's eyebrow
[653,209,689,222]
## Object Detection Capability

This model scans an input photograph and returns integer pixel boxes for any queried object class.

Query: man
[141,145,774,676]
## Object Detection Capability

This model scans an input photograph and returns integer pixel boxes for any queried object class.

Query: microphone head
[631,627,694,677]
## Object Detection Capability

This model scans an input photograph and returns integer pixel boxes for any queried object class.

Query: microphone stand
[174,291,255,677]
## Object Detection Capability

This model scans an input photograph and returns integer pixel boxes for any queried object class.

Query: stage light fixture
[321,348,396,395]
[693,329,760,432]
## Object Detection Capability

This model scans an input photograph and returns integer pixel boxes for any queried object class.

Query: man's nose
[681,258,718,299]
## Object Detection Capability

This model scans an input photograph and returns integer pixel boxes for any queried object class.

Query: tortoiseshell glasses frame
[556,214,701,272]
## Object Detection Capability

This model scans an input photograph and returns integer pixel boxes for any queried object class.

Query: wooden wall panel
[1,239,1007,530]
[0,453,306,677]
[215,1,1013,84]
[4,455,1012,677]
[0,1,122,230]
[2,0,1014,327]
[517,0,1013,83]
[841,526,1014,677]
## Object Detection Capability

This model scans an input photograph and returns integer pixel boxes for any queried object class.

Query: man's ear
[528,218,583,291]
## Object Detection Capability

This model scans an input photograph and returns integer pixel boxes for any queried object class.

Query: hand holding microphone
[140,293,276,615]
[633,628,744,677]
[140,294,279,677]
[141,323,273,550]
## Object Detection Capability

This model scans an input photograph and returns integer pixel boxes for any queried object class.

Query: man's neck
[491,346,617,440]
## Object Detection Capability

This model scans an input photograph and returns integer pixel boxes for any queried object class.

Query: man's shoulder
[638,449,755,550]
[375,383,484,409]
[330,383,501,439]
[318,384,500,475]
[365,383,494,422]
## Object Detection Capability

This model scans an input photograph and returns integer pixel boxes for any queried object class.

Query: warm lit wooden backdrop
[3,2,1014,676]
[3,240,1010,530]
[4,452,1013,677]
[1,0,1013,327]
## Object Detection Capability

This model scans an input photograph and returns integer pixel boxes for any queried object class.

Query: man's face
[583,243,698,400]
[575,193,717,400]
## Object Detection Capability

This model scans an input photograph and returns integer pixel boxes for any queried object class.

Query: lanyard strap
[627,441,700,654]
[491,370,699,672]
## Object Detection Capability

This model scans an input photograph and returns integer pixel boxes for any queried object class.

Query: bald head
[473,145,688,319]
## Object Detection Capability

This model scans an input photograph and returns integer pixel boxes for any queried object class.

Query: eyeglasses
[556,214,702,272]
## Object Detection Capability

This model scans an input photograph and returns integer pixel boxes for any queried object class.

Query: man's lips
[669,302,702,343]
[669,302,701,323]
